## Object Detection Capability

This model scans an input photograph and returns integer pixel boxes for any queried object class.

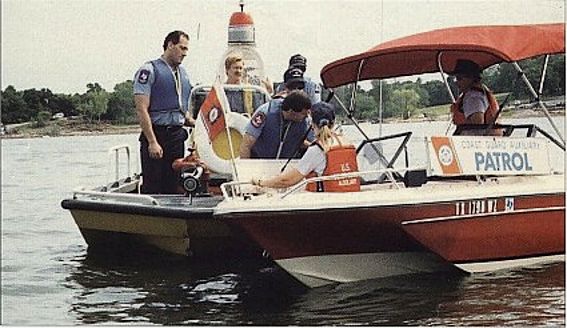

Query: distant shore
[1,108,564,140]
[1,120,141,139]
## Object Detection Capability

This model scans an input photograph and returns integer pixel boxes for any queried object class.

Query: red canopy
[321,23,565,88]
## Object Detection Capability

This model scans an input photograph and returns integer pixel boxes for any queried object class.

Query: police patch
[251,112,266,128]
[138,69,150,84]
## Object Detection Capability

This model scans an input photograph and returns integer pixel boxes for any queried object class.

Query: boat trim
[454,254,565,272]
[402,205,565,225]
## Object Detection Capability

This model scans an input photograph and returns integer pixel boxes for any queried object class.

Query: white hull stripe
[455,254,565,273]
[402,206,565,225]
[275,252,456,288]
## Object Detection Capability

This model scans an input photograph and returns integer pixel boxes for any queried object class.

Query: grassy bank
[1,119,140,139]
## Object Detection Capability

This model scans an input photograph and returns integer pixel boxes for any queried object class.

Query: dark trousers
[139,126,188,194]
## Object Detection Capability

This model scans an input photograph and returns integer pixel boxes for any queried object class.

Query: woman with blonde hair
[251,102,360,192]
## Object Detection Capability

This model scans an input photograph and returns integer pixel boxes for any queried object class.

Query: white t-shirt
[462,89,489,119]
[295,144,326,176]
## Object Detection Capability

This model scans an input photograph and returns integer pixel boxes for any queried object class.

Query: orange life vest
[450,84,500,125]
[306,139,361,193]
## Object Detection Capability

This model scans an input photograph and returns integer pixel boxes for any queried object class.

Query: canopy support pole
[437,52,456,135]
[349,59,366,113]
[437,52,456,103]
[333,93,397,183]
[512,61,565,147]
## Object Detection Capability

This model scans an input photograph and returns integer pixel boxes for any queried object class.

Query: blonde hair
[316,124,341,152]
[225,54,243,71]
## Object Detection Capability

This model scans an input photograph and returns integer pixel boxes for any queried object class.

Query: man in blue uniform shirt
[239,90,314,159]
[133,30,193,194]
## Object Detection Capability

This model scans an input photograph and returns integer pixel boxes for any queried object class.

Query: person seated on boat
[251,101,360,192]
[239,90,314,159]
[275,54,321,103]
[450,59,501,136]
[223,54,267,116]
[225,53,245,85]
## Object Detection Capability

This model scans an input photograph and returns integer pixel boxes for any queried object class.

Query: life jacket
[149,59,191,120]
[306,137,361,193]
[450,84,499,125]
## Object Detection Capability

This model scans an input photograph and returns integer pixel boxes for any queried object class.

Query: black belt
[153,125,183,131]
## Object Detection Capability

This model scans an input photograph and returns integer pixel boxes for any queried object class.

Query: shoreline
[1,109,564,140]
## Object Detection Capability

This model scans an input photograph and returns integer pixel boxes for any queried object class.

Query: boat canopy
[320,23,565,88]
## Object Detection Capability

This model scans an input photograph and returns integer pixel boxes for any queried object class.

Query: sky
[1,0,564,95]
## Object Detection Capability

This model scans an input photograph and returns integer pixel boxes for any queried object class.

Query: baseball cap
[311,102,335,127]
[289,54,307,71]
[284,67,305,89]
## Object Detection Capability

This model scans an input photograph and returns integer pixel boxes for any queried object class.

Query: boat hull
[220,176,565,287]
[401,193,565,271]
[62,196,262,259]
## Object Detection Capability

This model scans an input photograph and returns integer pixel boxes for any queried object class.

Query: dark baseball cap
[311,102,335,127]
[289,54,307,71]
[284,67,305,89]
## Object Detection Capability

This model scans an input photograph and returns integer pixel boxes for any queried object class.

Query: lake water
[1,118,565,325]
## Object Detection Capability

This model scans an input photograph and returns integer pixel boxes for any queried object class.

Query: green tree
[390,88,420,119]
[105,80,136,124]
[32,110,52,128]
[79,83,109,122]
[1,86,30,123]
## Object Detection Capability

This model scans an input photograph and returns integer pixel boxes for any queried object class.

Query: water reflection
[64,250,564,326]
[64,252,303,325]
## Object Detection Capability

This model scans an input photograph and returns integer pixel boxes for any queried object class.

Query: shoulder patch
[137,69,150,84]
[251,111,266,128]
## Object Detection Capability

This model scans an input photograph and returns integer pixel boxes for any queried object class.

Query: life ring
[193,111,249,174]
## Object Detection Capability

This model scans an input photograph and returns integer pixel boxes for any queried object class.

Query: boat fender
[193,111,249,174]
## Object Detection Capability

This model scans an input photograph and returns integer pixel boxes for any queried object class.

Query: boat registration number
[455,197,514,216]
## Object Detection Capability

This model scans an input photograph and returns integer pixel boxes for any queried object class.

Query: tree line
[1,55,564,126]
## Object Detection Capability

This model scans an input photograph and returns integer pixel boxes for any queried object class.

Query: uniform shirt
[245,99,314,159]
[133,57,191,126]
[462,89,489,119]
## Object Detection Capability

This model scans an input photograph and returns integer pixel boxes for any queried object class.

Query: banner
[199,81,228,141]
[428,136,552,176]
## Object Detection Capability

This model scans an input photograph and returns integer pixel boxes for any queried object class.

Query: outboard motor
[172,150,210,197]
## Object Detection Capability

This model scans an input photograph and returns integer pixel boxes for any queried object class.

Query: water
[1,118,565,325]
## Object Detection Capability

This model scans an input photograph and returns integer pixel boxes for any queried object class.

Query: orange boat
[219,23,565,287]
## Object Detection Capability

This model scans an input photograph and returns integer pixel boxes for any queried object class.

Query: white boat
[214,23,565,287]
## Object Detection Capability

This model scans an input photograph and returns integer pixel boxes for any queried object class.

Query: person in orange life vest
[251,102,360,192]
[450,59,500,134]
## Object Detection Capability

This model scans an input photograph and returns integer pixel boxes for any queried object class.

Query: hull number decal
[455,198,509,216]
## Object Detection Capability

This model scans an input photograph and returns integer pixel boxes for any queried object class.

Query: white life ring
[193,111,249,174]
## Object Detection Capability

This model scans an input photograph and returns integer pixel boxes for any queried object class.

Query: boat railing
[220,166,427,200]
[107,144,133,183]
[72,188,160,205]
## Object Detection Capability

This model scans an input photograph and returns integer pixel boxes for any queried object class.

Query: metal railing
[220,166,428,201]
[107,144,132,183]
[72,188,159,205]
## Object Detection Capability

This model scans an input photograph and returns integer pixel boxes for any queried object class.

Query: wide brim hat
[452,59,482,79]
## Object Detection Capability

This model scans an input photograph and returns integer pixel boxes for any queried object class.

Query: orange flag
[199,83,227,141]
